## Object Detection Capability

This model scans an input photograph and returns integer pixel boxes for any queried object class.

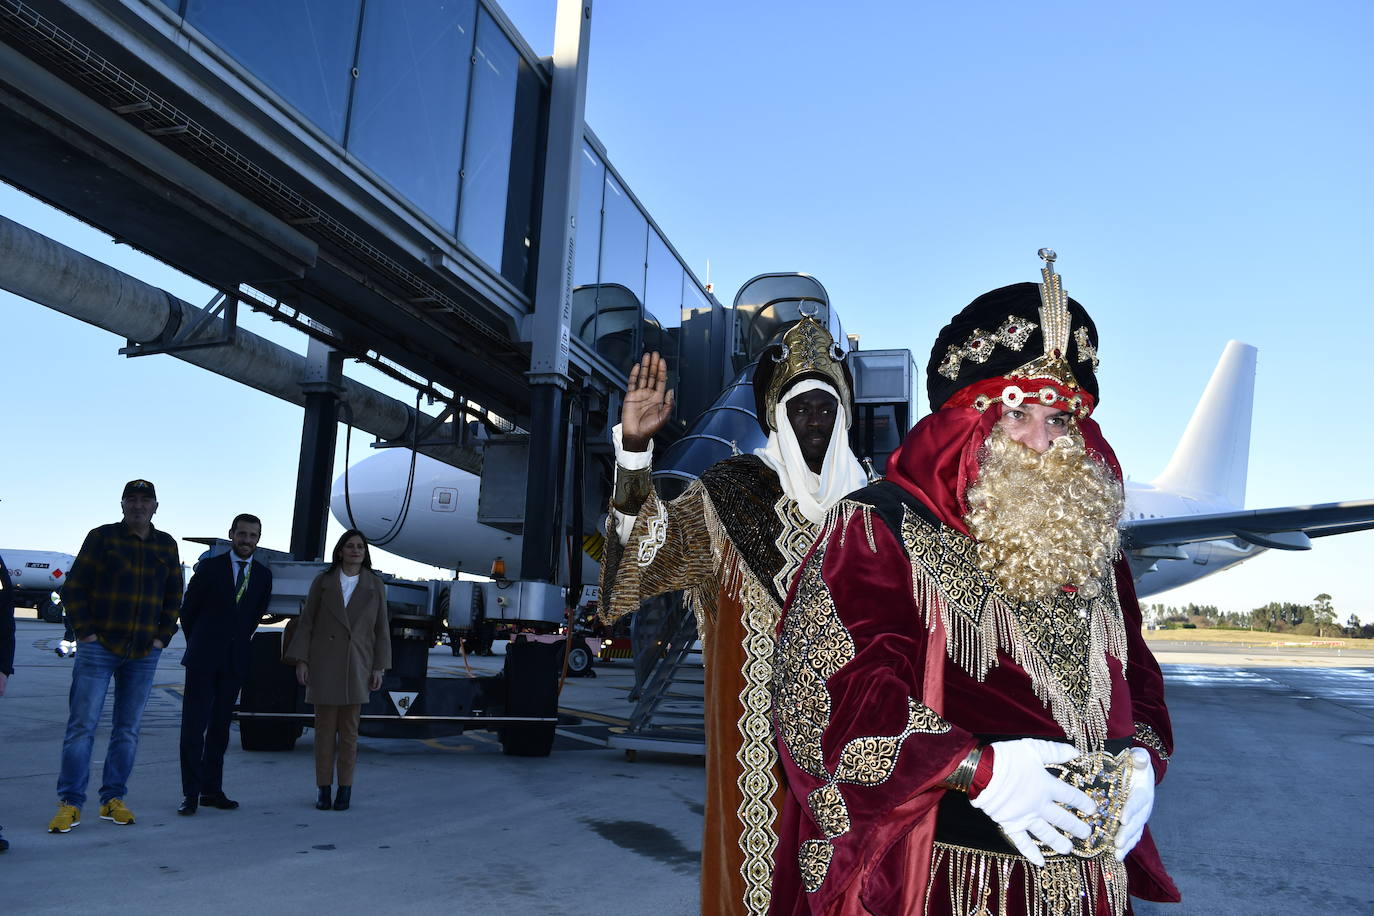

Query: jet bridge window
[347,0,477,229]
[599,175,648,305]
[186,0,362,142]
[458,10,520,271]
[573,143,606,296]
[644,230,684,404]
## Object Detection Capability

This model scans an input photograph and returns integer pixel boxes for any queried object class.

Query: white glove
[1114,747,1155,861]
[969,738,1096,866]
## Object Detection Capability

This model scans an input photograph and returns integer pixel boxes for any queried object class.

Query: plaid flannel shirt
[64,522,182,658]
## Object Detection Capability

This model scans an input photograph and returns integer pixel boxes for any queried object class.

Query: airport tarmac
[2,619,1371,915]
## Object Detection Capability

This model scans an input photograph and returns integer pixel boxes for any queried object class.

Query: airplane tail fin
[1149,340,1256,508]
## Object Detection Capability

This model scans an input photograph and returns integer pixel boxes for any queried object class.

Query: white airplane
[334,341,1374,598]
[329,452,602,583]
[1122,340,1374,597]
[1,548,75,620]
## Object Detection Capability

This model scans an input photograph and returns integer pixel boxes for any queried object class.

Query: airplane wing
[1120,500,1374,552]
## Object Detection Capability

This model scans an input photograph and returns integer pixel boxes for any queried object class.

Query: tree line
[1145,593,1373,638]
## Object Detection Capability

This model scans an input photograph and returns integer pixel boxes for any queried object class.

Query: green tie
[234,560,250,603]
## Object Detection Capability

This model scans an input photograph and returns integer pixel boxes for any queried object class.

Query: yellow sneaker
[99,798,135,825]
[48,803,81,833]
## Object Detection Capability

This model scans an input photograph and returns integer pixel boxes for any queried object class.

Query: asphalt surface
[2,620,1371,914]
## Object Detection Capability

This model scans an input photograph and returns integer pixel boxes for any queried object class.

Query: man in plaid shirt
[48,479,182,833]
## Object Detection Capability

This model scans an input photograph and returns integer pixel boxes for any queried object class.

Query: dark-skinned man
[600,315,868,916]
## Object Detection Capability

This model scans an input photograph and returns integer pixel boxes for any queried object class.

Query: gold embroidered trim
[774,516,952,894]
[704,492,809,916]
[899,505,1127,752]
[636,501,669,567]
[773,536,857,780]
[806,784,850,839]
[732,555,784,916]
[833,698,952,786]
[601,476,797,915]
[926,842,1129,916]
[771,494,816,601]
[1132,721,1170,760]
[798,840,834,894]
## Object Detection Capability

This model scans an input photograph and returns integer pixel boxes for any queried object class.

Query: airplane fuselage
[1123,481,1262,597]
[330,449,600,582]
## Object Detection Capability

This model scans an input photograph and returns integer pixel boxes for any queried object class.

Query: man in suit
[1,554,14,850]
[177,514,273,815]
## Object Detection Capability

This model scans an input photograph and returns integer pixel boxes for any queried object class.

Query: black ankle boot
[332,786,351,811]
[316,786,332,810]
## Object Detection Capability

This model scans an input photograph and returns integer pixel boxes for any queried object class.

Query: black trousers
[179,663,242,797]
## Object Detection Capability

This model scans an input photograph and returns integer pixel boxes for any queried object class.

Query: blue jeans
[57,640,162,808]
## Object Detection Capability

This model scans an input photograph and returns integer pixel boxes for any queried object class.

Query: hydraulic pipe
[0,212,480,475]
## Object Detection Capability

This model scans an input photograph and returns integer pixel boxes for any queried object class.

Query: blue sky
[3,0,1372,619]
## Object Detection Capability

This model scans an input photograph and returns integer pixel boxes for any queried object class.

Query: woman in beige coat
[283,529,390,811]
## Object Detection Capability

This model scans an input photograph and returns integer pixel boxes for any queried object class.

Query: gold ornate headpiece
[760,314,852,431]
[934,250,1100,418]
[1008,248,1082,390]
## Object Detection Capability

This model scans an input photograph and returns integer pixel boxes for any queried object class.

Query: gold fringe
[927,843,1129,916]
[901,507,1127,753]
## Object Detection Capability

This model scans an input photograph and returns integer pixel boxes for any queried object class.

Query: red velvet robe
[768,474,1179,915]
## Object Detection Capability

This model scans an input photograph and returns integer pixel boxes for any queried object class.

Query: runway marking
[1161,665,1283,688]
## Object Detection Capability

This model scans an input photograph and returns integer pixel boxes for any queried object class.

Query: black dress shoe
[177,797,198,816]
[316,786,332,810]
[198,793,239,810]
[332,786,351,811]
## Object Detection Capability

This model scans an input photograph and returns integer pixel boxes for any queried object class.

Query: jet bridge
[0,0,718,582]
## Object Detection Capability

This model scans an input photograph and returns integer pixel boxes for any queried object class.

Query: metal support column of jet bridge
[290,337,344,562]
[521,0,594,583]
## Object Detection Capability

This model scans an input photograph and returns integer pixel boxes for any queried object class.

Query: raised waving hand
[620,352,674,452]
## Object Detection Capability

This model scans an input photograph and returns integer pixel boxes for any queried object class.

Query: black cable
[342,391,422,547]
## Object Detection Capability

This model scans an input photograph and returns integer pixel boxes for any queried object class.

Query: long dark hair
[328,528,373,573]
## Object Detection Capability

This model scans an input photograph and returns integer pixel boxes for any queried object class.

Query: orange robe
[602,455,817,916]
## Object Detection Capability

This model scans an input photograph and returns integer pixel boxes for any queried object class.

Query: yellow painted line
[419,738,475,753]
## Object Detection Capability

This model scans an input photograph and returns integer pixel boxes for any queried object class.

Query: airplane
[1,548,75,622]
[334,340,1374,601]
[1121,340,1374,596]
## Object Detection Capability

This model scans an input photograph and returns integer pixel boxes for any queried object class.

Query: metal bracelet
[612,465,652,516]
[941,746,982,793]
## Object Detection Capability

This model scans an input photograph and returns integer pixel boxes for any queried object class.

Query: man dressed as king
[770,254,1179,915]
[600,314,868,915]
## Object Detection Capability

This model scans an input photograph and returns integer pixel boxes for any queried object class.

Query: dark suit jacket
[0,555,15,676]
[179,552,273,679]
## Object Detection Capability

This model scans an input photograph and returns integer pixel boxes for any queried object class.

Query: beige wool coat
[284,569,392,706]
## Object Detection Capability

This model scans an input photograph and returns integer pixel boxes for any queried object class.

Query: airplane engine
[330,448,600,583]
